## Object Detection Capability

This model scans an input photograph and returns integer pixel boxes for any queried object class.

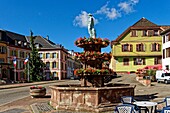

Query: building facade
[67,50,82,79]
[27,36,68,80]
[0,30,30,82]
[110,18,170,73]
[161,28,170,70]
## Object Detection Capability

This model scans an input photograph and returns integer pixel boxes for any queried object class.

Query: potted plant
[30,85,46,98]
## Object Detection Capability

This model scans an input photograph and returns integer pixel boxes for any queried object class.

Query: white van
[156,70,170,84]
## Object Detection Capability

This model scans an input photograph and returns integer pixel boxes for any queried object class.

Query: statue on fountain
[88,13,96,38]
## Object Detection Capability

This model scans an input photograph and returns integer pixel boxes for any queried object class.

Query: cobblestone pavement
[0,74,170,113]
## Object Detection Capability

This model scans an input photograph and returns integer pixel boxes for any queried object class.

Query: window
[12,50,17,56]
[143,30,147,36]
[166,48,170,58]
[154,57,162,65]
[46,62,50,68]
[46,53,50,59]
[52,53,56,58]
[166,34,170,42]
[148,30,154,36]
[20,52,24,58]
[20,61,24,69]
[131,30,137,37]
[39,53,43,59]
[134,58,145,65]
[0,58,4,63]
[123,58,129,65]
[166,65,169,70]
[151,43,161,51]
[0,46,6,54]
[163,49,165,59]
[122,44,133,52]
[52,62,56,68]
[136,43,145,52]
[154,30,159,36]
[163,36,165,43]
[53,72,57,77]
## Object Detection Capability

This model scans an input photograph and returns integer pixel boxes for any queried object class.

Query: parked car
[156,70,170,84]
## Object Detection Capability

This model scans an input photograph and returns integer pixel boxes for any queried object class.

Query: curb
[0,80,66,90]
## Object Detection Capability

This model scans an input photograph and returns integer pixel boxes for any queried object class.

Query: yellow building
[110,18,170,73]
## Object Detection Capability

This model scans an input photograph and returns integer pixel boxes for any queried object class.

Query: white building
[161,28,170,70]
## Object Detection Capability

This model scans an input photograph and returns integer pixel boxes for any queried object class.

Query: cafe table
[133,101,157,113]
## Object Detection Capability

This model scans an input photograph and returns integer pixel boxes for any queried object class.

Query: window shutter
[130,44,133,52]
[158,44,161,51]
[142,58,146,65]
[151,43,153,51]
[50,53,52,58]
[122,45,124,52]
[57,53,59,58]
[43,53,45,59]
[136,44,138,51]
[143,44,145,51]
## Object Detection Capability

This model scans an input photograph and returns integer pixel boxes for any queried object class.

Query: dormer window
[131,30,137,37]
[154,30,159,36]
[18,41,21,44]
[35,44,40,48]
[24,42,27,46]
[15,40,17,45]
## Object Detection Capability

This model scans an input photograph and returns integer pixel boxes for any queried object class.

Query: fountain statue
[88,13,96,38]
[50,14,135,112]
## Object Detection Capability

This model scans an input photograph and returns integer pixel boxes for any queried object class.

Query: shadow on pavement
[135,93,158,101]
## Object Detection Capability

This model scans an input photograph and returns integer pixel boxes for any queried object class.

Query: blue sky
[0,0,170,52]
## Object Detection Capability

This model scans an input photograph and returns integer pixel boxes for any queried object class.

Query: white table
[134,101,157,113]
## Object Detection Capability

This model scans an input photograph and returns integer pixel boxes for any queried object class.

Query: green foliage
[28,31,45,81]
[146,69,157,81]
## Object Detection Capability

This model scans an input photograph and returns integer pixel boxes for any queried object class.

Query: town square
[0,0,170,113]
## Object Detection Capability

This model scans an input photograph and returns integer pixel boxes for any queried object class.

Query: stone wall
[50,85,135,112]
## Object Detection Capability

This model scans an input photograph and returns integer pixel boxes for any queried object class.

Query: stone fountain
[50,14,135,112]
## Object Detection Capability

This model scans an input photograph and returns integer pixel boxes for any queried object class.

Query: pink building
[26,36,68,80]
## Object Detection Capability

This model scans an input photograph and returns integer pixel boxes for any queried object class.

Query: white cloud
[96,2,121,20]
[73,11,98,28]
[73,0,139,27]
[131,0,139,4]
[118,0,139,14]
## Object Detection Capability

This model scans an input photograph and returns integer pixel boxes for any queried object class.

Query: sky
[0,0,170,52]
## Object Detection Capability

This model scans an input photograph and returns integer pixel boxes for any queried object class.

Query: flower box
[30,85,46,98]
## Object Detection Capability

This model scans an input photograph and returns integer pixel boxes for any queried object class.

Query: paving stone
[0,108,26,113]
[30,102,53,113]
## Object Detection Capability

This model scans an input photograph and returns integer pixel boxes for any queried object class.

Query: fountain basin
[50,84,135,112]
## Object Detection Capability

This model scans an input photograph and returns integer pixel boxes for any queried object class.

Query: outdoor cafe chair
[156,97,170,112]
[121,96,136,104]
[114,104,140,113]
[160,106,170,113]
[121,96,149,113]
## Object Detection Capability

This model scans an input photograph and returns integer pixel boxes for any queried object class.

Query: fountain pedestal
[50,84,135,112]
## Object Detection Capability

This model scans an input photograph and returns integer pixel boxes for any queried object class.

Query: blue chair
[156,97,170,112]
[114,104,140,113]
[121,96,136,104]
[160,106,170,113]
[121,96,148,113]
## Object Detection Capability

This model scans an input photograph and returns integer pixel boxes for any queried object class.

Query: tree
[29,31,45,81]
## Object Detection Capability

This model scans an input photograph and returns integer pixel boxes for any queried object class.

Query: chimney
[46,35,49,40]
